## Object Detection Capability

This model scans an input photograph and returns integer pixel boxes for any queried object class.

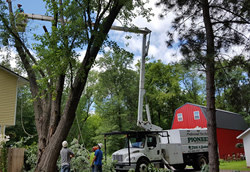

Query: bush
[57,138,90,171]
[0,134,10,172]
[14,136,37,172]
[59,138,117,172]
[0,143,8,172]
[102,156,117,172]
[14,137,116,172]
[201,164,209,172]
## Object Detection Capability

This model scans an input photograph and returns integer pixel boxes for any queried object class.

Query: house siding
[0,69,18,125]
[243,135,250,167]
[172,104,207,129]
[240,131,250,167]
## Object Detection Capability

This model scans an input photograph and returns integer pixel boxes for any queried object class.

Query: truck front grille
[112,154,123,162]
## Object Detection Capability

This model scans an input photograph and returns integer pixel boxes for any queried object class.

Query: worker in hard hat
[17,4,24,13]
[15,3,27,32]
[91,143,103,172]
[60,141,75,172]
[89,146,98,172]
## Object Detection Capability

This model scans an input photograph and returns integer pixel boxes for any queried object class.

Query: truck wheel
[192,155,208,170]
[172,164,186,170]
[136,159,149,172]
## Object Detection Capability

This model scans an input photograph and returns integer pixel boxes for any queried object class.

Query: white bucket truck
[108,129,208,171]
[103,29,208,171]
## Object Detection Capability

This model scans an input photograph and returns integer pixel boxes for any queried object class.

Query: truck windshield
[125,136,146,148]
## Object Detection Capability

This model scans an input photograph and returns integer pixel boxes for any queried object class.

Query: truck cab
[107,131,164,172]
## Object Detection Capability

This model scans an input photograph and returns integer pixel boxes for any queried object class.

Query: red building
[171,103,248,159]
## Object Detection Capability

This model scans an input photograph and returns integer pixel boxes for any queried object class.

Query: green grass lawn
[219,160,250,171]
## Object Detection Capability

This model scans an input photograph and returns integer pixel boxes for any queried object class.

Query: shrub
[13,136,37,172]
[102,156,117,172]
[58,138,117,172]
[64,138,90,171]
[0,134,10,172]
[201,164,209,172]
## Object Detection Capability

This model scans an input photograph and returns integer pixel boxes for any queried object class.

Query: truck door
[145,135,161,161]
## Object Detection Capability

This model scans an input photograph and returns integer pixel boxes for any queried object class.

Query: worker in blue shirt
[91,143,103,172]
[17,4,24,13]
[15,3,27,32]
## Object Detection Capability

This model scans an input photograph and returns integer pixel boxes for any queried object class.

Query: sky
[1,0,248,69]
[1,1,248,115]
[0,0,183,69]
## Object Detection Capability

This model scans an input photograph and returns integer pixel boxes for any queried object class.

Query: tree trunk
[202,0,219,172]
[33,2,126,171]
[3,1,132,171]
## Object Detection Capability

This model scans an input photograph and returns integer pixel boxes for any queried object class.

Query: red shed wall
[172,104,245,159]
[172,104,207,129]
[217,128,244,159]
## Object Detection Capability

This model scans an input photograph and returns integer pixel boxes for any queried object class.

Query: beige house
[0,65,29,134]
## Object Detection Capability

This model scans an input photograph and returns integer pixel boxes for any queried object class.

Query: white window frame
[177,113,183,122]
[194,111,200,120]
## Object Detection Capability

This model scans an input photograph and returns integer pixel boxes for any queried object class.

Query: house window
[194,111,200,120]
[177,113,183,121]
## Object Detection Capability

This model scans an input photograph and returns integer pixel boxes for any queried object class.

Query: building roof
[184,103,248,131]
[0,65,29,85]
[237,128,250,139]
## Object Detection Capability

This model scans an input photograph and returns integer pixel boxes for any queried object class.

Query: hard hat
[97,143,103,148]
[62,141,68,148]
[92,146,98,151]
[17,4,22,7]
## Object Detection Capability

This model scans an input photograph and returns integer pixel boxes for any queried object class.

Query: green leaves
[215,57,250,114]
[95,48,138,132]
[145,60,183,128]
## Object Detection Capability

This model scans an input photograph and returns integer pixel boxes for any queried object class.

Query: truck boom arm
[137,33,162,131]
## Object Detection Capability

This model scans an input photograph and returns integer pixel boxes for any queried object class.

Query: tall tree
[180,65,206,105]
[215,56,250,115]
[0,0,152,171]
[67,70,98,143]
[94,48,139,153]
[95,48,138,132]
[156,0,249,171]
[145,60,184,128]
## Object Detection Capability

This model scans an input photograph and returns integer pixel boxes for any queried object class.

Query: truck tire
[192,155,208,170]
[172,164,186,170]
[136,159,149,172]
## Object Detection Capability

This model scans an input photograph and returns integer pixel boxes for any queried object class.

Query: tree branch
[212,20,250,25]
[210,5,250,24]
[0,14,45,78]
